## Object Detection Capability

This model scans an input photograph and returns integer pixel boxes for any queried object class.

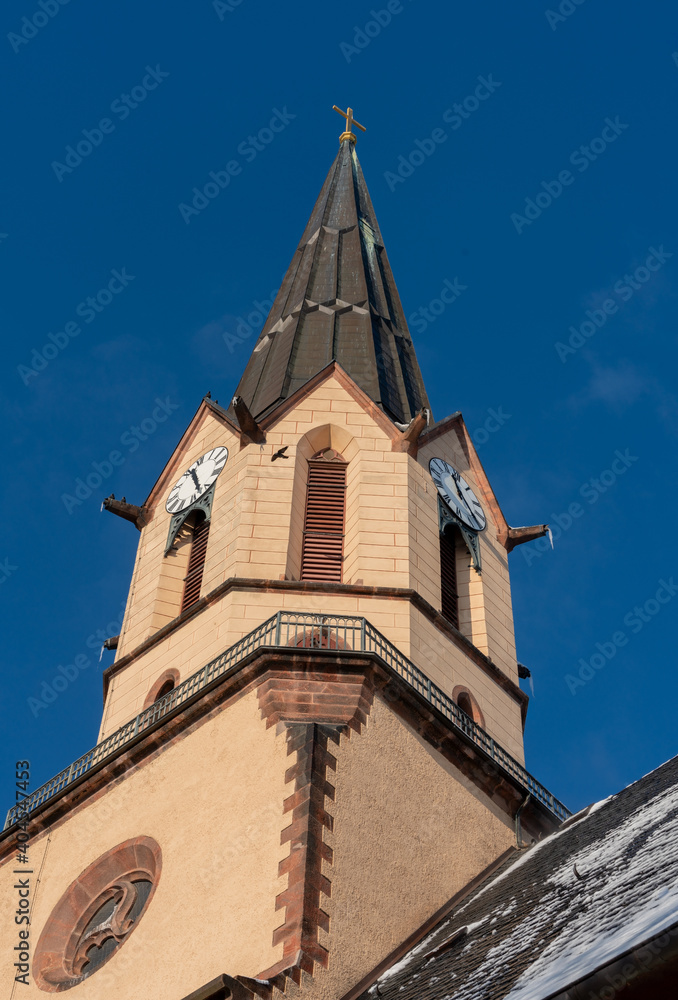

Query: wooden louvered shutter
[440,528,459,629]
[301,460,347,582]
[181,519,210,613]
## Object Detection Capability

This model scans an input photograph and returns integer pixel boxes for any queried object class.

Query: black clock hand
[189,469,201,491]
[451,474,480,527]
[452,475,473,513]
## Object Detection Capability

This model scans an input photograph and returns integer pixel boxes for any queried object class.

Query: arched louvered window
[180,515,210,613]
[440,526,459,629]
[300,449,347,583]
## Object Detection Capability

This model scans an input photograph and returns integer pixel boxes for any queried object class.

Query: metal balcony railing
[4,612,571,828]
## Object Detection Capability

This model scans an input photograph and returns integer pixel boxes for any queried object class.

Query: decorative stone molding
[1,650,559,870]
[256,669,374,983]
[143,668,181,709]
[257,669,373,733]
[258,724,339,981]
[102,581,528,725]
[33,836,161,992]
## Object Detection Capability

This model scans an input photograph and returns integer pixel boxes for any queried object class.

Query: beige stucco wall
[286,694,516,1000]
[1,688,516,1000]
[0,689,288,1000]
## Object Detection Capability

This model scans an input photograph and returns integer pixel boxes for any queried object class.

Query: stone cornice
[0,650,557,868]
[105,578,528,722]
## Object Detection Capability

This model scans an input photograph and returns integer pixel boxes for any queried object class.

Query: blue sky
[1,0,677,821]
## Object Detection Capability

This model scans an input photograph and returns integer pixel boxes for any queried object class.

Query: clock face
[166,446,229,514]
[429,458,486,532]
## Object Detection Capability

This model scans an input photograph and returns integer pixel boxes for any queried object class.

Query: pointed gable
[231,140,431,425]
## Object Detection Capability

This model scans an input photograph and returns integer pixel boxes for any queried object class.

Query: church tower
[0,111,568,1000]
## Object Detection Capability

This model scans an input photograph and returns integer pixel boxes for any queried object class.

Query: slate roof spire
[231,130,431,425]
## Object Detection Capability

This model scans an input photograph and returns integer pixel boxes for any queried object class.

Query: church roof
[231,139,431,425]
[353,754,678,1000]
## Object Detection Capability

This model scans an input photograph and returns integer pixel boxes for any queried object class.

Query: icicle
[529,673,535,698]
[98,644,105,662]
[547,527,554,549]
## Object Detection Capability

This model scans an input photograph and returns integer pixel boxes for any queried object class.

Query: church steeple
[0,110,575,1000]
[232,128,431,425]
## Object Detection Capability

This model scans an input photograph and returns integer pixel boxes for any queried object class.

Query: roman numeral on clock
[428,456,485,533]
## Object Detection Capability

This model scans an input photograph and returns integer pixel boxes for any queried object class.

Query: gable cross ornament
[333,105,366,144]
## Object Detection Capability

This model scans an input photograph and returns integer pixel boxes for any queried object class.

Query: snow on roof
[362,755,678,1000]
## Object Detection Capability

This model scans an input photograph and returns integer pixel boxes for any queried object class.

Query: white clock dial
[165,446,229,514]
[429,458,486,532]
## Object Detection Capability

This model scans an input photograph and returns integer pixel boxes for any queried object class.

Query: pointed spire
[232,135,431,425]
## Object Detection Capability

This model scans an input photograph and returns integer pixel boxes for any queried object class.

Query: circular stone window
[33,836,161,992]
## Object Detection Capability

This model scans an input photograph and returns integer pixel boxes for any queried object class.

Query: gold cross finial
[333,105,366,145]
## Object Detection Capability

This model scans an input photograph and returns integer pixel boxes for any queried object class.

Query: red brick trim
[257,669,373,733]
[258,724,339,982]
[143,668,180,709]
[255,671,373,983]
[452,685,486,729]
[33,836,161,992]
[254,670,374,983]
[417,410,462,448]
[143,397,240,512]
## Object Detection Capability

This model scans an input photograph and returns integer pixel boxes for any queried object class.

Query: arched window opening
[143,669,180,710]
[457,691,473,718]
[300,449,347,583]
[180,513,210,613]
[155,679,175,702]
[287,625,351,649]
[453,687,485,730]
[440,526,459,629]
